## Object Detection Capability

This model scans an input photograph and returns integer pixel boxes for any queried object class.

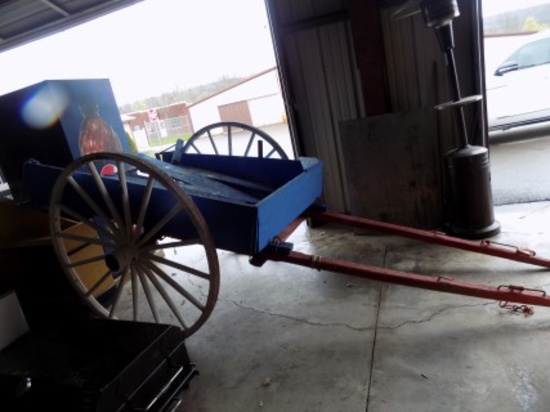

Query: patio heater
[420,0,500,238]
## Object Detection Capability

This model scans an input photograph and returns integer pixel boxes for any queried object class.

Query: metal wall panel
[267,0,483,214]
[380,6,453,151]
[267,0,363,212]
[0,0,143,52]
[380,0,484,152]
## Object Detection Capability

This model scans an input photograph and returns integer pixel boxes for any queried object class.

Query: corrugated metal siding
[456,0,486,147]
[0,0,60,38]
[267,0,364,213]
[267,0,483,214]
[0,0,142,52]
[380,7,453,151]
[380,0,484,152]
[371,0,485,228]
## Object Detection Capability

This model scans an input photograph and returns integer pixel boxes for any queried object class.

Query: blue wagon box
[0,79,129,203]
[155,153,325,254]
[24,153,324,255]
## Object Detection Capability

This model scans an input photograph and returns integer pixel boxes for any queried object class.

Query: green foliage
[146,133,192,148]
[119,76,244,114]
[484,5,550,35]
[125,131,138,153]
[522,16,550,31]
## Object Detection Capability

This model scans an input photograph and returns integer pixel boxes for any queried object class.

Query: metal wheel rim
[49,152,220,337]
[182,121,289,159]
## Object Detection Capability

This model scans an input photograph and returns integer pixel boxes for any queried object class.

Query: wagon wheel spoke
[181,121,289,159]
[67,175,120,236]
[143,238,201,252]
[50,152,220,337]
[139,261,189,330]
[57,204,117,241]
[243,130,257,157]
[86,161,124,231]
[56,230,115,248]
[66,253,110,269]
[141,258,206,311]
[135,175,155,241]
[207,130,219,155]
[84,269,113,298]
[131,268,139,321]
[135,265,161,323]
[265,147,277,158]
[108,268,130,319]
[148,253,212,281]
[138,202,184,247]
[188,141,202,154]
[117,159,133,240]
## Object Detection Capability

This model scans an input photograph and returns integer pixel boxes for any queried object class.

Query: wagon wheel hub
[104,245,139,273]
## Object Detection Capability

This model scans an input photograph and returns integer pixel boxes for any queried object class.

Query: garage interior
[1,0,550,411]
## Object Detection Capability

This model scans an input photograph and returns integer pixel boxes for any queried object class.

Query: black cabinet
[0,319,197,411]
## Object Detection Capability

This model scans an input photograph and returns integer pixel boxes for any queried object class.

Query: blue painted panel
[256,158,323,252]
[0,79,128,204]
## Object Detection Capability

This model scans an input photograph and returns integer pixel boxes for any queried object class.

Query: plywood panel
[339,108,443,229]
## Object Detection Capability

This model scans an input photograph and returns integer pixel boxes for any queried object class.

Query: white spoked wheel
[49,152,220,337]
[182,121,290,159]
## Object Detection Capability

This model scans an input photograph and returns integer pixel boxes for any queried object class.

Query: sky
[0,0,277,105]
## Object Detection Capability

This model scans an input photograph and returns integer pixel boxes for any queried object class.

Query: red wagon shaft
[252,209,550,311]
[306,210,550,269]
[259,250,550,308]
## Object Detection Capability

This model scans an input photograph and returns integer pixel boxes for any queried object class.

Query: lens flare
[21,83,68,129]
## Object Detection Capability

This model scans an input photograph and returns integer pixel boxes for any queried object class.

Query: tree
[119,76,245,114]
[522,16,550,32]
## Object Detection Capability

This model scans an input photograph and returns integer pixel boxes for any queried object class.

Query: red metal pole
[306,210,550,268]
[260,250,550,307]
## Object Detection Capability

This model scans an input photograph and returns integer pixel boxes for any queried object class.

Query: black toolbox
[0,318,197,411]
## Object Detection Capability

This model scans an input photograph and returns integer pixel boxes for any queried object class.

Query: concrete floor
[176,201,550,412]
[490,123,550,206]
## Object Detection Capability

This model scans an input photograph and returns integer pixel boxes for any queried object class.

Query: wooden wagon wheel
[182,121,290,159]
[49,152,220,337]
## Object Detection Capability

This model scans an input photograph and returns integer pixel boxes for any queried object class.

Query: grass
[138,133,192,157]
[147,133,192,148]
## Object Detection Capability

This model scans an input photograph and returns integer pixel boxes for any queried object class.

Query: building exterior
[187,67,286,131]
[123,102,193,149]
[121,67,287,150]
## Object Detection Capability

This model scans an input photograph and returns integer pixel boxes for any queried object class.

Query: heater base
[445,220,501,240]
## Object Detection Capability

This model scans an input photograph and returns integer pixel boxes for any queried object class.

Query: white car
[486,31,550,132]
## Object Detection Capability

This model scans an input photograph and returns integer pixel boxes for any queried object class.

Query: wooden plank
[348,0,389,116]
